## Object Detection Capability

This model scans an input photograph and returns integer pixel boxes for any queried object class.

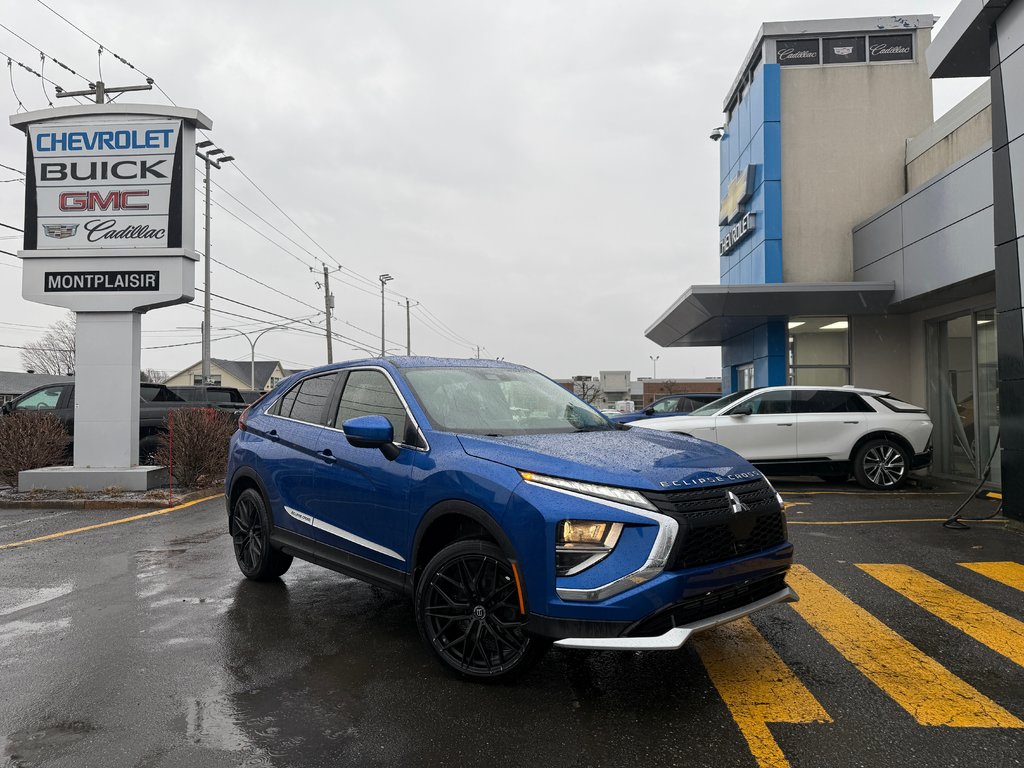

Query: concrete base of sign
[18,465,169,493]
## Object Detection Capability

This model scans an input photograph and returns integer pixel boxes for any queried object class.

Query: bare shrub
[0,412,72,485]
[153,408,237,488]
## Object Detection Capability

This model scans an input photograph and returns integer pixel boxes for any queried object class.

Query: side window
[796,390,872,413]
[336,370,409,443]
[278,373,339,424]
[15,386,66,411]
[734,391,794,415]
[651,397,679,413]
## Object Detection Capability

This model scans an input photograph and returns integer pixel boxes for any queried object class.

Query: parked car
[609,393,723,424]
[166,385,247,412]
[632,386,933,490]
[1,381,215,461]
[226,357,794,681]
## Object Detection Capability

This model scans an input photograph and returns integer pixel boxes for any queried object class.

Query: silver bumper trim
[552,585,798,651]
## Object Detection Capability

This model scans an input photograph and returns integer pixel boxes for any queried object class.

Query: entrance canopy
[645,282,895,347]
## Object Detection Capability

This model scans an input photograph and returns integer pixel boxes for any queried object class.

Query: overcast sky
[0,1,985,382]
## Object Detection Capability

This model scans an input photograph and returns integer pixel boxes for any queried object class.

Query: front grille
[643,478,786,570]
[626,572,789,637]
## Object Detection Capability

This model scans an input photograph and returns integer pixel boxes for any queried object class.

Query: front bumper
[553,584,797,650]
[911,448,932,470]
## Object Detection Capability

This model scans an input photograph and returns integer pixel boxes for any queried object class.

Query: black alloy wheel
[415,540,547,681]
[853,438,910,490]
[230,488,293,580]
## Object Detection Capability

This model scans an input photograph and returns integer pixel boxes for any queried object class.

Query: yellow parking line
[780,491,962,496]
[959,561,1024,593]
[694,617,831,768]
[0,495,223,551]
[786,565,1022,727]
[788,518,1003,525]
[859,564,1024,670]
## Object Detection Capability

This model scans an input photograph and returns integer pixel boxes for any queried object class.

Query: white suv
[631,386,933,490]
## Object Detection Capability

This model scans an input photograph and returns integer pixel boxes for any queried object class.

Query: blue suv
[226,357,794,681]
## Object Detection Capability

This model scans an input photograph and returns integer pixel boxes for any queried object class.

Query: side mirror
[342,415,400,461]
[0,402,11,415]
[729,405,752,417]
[644,408,655,416]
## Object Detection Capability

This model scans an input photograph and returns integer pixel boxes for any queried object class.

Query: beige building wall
[906,81,991,189]
[780,28,934,283]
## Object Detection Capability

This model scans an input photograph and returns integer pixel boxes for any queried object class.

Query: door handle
[843,421,860,424]
[319,449,337,464]
[777,423,793,427]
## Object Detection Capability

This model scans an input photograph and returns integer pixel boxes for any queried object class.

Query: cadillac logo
[833,46,854,56]
[43,223,79,239]
[726,490,750,516]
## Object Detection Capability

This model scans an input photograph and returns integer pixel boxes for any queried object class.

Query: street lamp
[196,140,234,385]
[379,274,393,356]
[220,326,285,390]
[650,355,660,379]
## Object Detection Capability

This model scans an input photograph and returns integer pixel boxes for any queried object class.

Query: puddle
[3,721,95,767]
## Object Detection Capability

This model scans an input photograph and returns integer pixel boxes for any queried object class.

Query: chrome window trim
[521,480,678,602]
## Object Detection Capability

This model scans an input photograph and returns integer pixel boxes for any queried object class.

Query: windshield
[690,389,754,416]
[403,366,612,435]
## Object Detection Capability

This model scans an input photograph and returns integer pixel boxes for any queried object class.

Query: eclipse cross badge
[726,490,749,516]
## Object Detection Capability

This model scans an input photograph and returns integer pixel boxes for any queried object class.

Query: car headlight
[519,471,657,511]
[556,520,623,576]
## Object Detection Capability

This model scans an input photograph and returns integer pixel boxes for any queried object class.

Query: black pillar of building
[991,27,1024,524]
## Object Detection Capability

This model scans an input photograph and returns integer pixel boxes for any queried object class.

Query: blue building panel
[718,63,785,393]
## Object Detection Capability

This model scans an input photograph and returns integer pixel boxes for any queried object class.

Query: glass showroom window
[788,316,850,386]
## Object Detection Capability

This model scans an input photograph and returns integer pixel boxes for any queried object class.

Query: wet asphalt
[0,480,1022,768]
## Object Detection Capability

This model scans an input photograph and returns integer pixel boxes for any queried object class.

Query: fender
[226,466,272,521]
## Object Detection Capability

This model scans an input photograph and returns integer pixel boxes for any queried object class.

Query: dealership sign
[26,119,183,251]
[719,164,757,256]
[11,104,210,312]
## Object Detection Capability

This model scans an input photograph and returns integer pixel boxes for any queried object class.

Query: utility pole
[195,142,234,383]
[405,298,418,355]
[55,78,155,104]
[379,274,393,356]
[322,264,335,364]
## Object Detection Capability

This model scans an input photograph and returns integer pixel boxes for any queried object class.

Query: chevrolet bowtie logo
[719,165,756,225]
[726,490,750,516]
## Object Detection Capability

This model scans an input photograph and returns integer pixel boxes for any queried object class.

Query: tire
[853,439,910,490]
[415,540,548,682]
[229,488,293,580]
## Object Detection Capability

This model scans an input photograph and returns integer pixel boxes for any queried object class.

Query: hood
[457,429,760,492]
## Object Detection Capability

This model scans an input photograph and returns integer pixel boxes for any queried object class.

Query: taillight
[238,394,266,431]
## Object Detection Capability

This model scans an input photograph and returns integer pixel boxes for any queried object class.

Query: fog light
[556,520,623,577]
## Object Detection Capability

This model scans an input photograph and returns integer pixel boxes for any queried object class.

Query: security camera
[710,126,726,142]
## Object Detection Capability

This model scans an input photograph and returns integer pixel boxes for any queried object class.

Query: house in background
[0,371,74,404]
[558,371,722,410]
[163,358,293,393]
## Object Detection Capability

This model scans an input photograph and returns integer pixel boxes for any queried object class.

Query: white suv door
[794,389,873,460]
[714,390,797,461]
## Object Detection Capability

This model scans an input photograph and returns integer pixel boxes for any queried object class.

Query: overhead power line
[25,4,486,358]
[0,23,92,84]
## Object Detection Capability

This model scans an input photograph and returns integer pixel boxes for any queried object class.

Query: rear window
[273,373,339,424]
[874,396,926,413]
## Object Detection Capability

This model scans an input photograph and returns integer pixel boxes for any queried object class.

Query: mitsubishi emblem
[726,490,749,516]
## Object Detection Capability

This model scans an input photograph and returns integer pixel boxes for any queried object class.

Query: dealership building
[647,6,1024,518]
